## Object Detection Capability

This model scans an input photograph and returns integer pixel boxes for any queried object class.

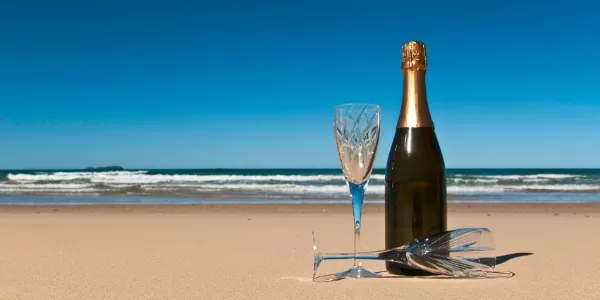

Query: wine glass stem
[354,227,360,266]
[348,181,367,268]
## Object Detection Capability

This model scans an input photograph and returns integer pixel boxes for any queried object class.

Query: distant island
[83,166,125,171]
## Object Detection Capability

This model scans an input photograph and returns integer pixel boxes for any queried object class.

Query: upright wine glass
[333,103,381,279]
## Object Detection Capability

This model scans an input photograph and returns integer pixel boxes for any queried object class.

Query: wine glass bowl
[334,104,380,185]
[332,103,381,279]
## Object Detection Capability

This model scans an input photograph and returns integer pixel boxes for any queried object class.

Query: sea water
[0,168,599,204]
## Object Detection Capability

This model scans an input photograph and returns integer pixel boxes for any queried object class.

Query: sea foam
[2,171,599,198]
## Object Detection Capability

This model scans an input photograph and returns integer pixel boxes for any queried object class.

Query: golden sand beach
[0,203,598,299]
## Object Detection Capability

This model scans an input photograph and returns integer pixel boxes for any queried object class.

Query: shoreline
[0,193,599,206]
[0,202,599,215]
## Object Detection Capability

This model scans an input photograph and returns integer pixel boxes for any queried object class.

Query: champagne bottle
[385,41,447,276]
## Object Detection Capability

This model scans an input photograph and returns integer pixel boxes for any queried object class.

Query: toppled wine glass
[312,228,497,281]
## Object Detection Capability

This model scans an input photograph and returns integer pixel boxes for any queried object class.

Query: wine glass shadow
[495,252,533,264]
[313,252,533,282]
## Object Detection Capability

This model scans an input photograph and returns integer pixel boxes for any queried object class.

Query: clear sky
[1,0,599,169]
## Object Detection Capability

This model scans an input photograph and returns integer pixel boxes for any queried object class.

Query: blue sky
[1,0,599,169]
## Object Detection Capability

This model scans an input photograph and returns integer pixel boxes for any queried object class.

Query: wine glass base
[335,266,381,279]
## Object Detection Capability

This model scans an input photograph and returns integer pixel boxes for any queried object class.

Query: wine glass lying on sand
[333,103,381,279]
[312,228,498,281]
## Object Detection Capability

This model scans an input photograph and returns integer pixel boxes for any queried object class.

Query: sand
[0,203,599,299]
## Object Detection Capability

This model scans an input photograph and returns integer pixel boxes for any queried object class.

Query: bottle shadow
[313,252,533,283]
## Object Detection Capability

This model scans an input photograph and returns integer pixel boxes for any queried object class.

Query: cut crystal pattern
[334,104,381,184]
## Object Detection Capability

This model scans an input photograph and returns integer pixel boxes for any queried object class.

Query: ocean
[0,168,599,204]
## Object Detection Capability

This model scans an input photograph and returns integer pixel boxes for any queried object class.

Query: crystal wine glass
[312,227,498,281]
[333,103,381,279]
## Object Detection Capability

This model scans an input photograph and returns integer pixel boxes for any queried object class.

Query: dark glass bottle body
[384,127,447,275]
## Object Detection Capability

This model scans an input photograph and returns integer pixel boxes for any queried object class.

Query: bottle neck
[397,69,433,128]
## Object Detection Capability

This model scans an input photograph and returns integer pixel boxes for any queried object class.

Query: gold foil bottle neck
[402,41,427,71]
[398,40,433,128]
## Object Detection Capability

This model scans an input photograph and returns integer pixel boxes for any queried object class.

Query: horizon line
[2,167,600,171]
